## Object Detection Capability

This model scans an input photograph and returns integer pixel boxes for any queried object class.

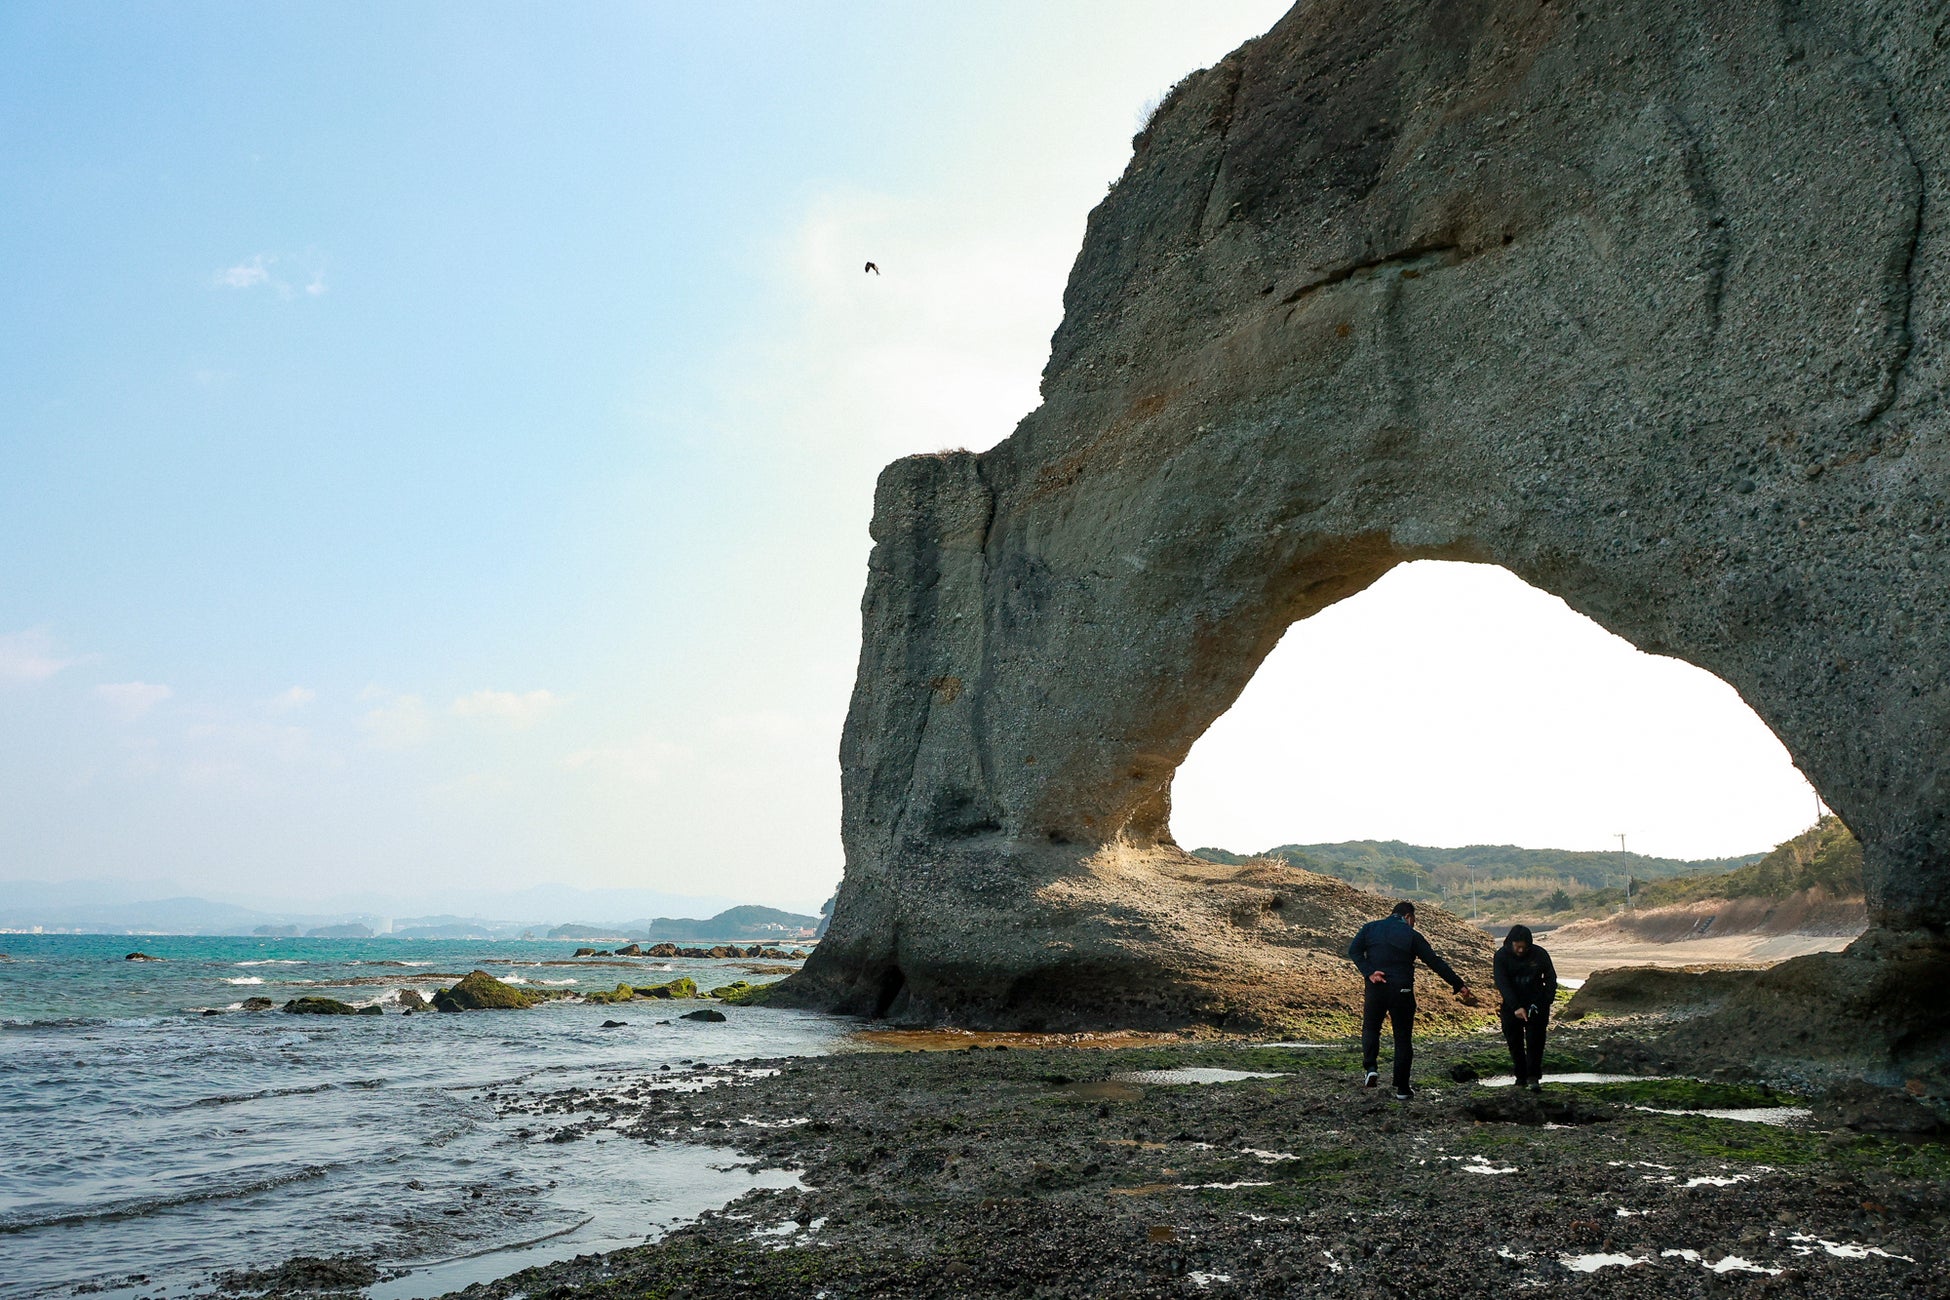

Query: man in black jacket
[1493,923,1558,1091]
[1347,901,1477,1099]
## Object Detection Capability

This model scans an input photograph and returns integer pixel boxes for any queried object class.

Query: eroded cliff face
[781,0,1950,1036]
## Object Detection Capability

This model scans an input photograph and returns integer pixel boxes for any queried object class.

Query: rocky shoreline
[218,1014,1946,1299]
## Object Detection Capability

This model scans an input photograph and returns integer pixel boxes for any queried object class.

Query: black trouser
[1361,983,1416,1092]
[1500,1006,1549,1081]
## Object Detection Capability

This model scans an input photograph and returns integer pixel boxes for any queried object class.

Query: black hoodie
[1492,925,1558,1014]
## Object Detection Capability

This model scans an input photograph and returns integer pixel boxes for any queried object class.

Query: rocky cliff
[778,0,1950,1040]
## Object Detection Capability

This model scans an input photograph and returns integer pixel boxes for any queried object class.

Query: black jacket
[1493,943,1558,1014]
[1347,916,1465,993]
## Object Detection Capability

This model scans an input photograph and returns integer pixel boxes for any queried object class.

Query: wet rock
[573,947,609,957]
[282,997,361,1015]
[635,977,698,1000]
[396,989,427,1011]
[124,952,160,961]
[213,1253,378,1295]
[201,1008,224,1016]
[1561,966,1752,1020]
[613,943,643,956]
[682,1008,728,1023]
[646,943,682,957]
[1462,1090,1617,1127]
[240,997,275,1011]
[431,970,537,1012]
[357,1005,382,1016]
[601,1020,629,1028]
[1818,1080,1945,1135]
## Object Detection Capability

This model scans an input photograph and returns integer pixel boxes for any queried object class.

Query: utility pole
[1615,833,1627,853]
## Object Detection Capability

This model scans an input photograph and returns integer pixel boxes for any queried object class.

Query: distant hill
[1190,838,1767,923]
[1624,816,1861,909]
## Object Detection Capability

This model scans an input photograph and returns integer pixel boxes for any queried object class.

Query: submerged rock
[124,952,160,961]
[240,997,275,1011]
[431,970,538,1012]
[283,997,361,1015]
[214,1253,378,1294]
[601,1019,628,1028]
[682,1008,728,1022]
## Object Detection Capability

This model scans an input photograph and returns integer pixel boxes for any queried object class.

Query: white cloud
[214,251,328,300]
[95,680,173,721]
[268,686,317,712]
[0,628,75,684]
[358,691,432,749]
[561,732,688,786]
[216,255,273,289]
[451,689,558,728]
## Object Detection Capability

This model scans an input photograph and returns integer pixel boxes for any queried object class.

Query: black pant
[1500,1007,1549,1081]
[1361,983,1416,1092]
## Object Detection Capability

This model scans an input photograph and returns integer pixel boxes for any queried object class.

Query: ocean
[0,933,850,1298]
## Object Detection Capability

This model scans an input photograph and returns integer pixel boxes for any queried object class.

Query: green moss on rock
[431,970,538,1012]
[283,997,360,1015]
[632,976,697,1000]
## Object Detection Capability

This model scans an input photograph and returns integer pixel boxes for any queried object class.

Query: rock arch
[779,0,1950,1034]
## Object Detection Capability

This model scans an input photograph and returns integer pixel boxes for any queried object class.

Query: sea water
[0,934,849,1298]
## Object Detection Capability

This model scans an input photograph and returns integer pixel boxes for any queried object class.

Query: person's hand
[1368,971,1387,985]
[1456,987,1480,1007]
[1513,1005,1528,1022]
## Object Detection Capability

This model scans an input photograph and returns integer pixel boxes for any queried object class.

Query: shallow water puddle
[1481,1073,1668,1087]
[847,1028,1181,1051]
[1638,1105,1812,1126]
[1786,1233,1915,1262]
[1660,1249,1781,1275]
[1113,1068,1284,1085]
[1559,1252,1651,1272]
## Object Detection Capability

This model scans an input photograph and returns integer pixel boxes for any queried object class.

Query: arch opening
[1168,559,1824,869]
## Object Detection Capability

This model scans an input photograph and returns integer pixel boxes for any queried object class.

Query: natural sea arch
[774,0,1950,1054]
[1169,560,1820,866]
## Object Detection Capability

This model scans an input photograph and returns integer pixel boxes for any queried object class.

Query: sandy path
[1548,931,1858,979]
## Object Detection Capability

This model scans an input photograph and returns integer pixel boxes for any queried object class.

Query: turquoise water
[0,934,846,1298]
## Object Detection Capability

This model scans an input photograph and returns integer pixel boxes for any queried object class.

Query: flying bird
[864,261,879,274]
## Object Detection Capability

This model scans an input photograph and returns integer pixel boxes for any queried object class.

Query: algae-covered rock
[357,1005,382,1016]
[633,977,697,1000]
[241,996,275,1011]
[580,982,636,1005]
[283,997,360,1015]
[717,981,779,1007]
[431,970,538,1012]
[396,989,428,1011]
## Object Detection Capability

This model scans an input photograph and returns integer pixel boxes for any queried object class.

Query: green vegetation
[1193,820,1859,922]
[1570,1078,1798,1109]
[1622,816,1861,908]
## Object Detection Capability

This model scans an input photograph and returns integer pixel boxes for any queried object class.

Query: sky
[0,2,1819,917]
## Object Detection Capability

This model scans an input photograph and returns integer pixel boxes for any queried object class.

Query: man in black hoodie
[1493,924,1558,1090]
[1346,901,1477,1099]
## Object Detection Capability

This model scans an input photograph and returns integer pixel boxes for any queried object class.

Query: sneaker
[1513,1076,1529,1090]
[1527,1080,1543,1093]
[1363,1070,1379,1089]
[1393,1089,1413,1101]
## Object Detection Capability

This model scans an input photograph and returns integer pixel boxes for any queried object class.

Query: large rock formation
[780,0,1950,1033]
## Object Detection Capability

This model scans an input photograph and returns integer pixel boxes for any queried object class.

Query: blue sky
[0,3,1818,915]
